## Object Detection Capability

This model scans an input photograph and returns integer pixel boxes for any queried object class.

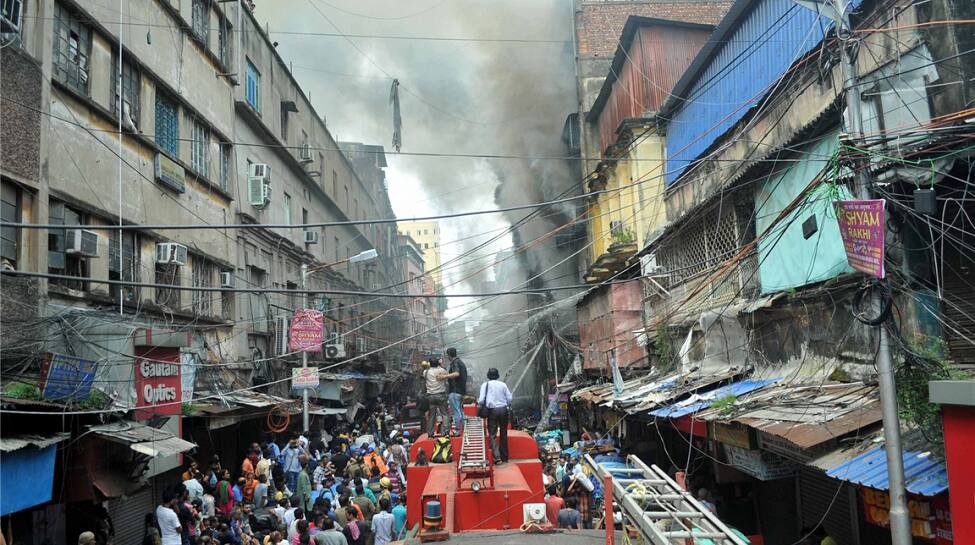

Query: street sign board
[835,199,885,278]
[38,353,97,400]
[290,309,324,352]
[292,367,320,390]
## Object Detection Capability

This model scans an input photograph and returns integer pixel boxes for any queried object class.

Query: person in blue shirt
[281,435,304,493]
[264,433,282,465]
[392,493,408,540]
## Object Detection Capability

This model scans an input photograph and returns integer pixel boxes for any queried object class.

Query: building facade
[398,219,443,286]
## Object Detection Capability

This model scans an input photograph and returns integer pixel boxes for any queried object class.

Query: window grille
[1,181,18,267]
[112,56,140,128]
[191,120,210,177]
[155,92,179,157]
[52,4,91,95]
[191,256,213,316]
[109,230,139,302]
[219,143,232,190]
[155,262,180,308]
[191,0,209,44]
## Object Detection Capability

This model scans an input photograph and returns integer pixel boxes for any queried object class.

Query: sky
[255,0,578,318]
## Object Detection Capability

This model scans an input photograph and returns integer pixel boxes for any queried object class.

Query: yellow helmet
[380,477,391,489]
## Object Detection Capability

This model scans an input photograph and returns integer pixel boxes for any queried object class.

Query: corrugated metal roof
[649,378,780,418]
[827,446,949,496]
[0,432,70,452]
[88,421,195,458]
[659,0,860,186]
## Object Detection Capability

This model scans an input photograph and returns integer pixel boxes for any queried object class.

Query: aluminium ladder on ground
[457,414,494,488]
[585,454,749,545]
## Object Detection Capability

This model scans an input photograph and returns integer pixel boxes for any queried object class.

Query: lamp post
[300,249,379,430]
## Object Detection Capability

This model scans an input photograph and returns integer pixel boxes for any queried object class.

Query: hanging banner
[835,199,886,278]
[290,309,324,352]
[135,347,182,419]
[860,487,953,544]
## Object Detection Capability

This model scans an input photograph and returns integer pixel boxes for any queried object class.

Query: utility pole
[301,263,310,431]
[822,0,912,542]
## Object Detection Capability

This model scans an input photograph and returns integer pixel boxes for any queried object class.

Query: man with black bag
[477,368,512,465]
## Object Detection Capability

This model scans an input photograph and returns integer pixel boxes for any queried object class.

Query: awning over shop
[88,421,195,458]
[571,369,746,415]
[649,378,781,418]
[0,432,69,516]
[827,445,949,496]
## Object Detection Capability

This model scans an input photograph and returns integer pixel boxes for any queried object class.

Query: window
[332,171,338,199]
[245,59,261,112]
[191,119,210,176]
[219,142,232,190]
[218,16,231,67]
[1,181,19,268]
[155,91,179,157]
[302,208,309,229]
[155,262,180,308]
[112,55,140,129]
[48,202,87,290]
[353,198,358,220]
[191,0,209,45]
[283,192,292,225]
[191,255,213,316]
[52,4,91,95]
[334,236,340,262]
[108,230,139,302]
[344,185,349,211]
[281,108,289,141]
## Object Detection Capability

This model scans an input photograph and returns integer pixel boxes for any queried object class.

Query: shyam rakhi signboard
[835,199,886,279]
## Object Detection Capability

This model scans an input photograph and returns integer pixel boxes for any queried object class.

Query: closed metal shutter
[799,467,857,545]
[941,254,975,370]
[108,486,154,545]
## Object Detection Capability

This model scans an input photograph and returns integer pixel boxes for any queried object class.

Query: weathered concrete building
[0,0,404,538]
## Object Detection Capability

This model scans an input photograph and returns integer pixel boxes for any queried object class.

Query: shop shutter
[940,255,975,370]
[798,467,857,545]
[108,486,154,545]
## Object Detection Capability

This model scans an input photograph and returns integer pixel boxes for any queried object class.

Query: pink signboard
[290,309,324,352]
[835,199,885,279]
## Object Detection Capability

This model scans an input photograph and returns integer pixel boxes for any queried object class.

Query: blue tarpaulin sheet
[649,378,780,419]
[827,446,948,496]
[0,444,58,516]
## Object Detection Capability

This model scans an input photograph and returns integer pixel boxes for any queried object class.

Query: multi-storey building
[0,1,403,538]
[398,219,442,286]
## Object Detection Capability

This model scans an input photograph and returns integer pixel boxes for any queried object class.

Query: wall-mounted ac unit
[155,242,188,266]
[299,143,313,163]
[324,339,345,360]
[304,230,319,244]
[220,271,234,288]
[64,229,99,257]
[274,315,291,356]
[247,175,271,208]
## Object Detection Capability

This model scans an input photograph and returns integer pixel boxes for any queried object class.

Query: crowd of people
[145,420,411,545]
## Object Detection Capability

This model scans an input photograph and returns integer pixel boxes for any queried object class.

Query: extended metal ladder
[457,415,494,488]
[585,454,748,545]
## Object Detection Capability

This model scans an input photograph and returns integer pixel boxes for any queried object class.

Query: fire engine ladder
[585,454,748,545]
[457,415,494,488]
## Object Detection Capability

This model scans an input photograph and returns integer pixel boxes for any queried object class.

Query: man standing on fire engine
[443,347,468,436]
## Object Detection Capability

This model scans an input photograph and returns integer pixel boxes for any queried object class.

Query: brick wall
[577,0,732,58]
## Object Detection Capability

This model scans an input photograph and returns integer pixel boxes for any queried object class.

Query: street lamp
[299,248,379,430]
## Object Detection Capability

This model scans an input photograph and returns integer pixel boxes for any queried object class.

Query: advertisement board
[292,367,320,390]
[135,346,182,419]
[290,309,324,352]
[835,199,886,278]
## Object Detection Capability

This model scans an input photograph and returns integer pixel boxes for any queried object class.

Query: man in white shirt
[478,367,513,464]
[155,489,182,545]
[183,475,204,501]
[422,358,450,436]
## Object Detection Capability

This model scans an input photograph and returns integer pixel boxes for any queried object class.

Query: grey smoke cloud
[258,0,580,353]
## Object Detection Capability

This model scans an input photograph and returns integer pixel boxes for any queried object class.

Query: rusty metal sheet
[737,406,882,449]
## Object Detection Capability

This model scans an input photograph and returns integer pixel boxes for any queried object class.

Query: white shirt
[283,507,296,528]
[155,504,182,545]
[478,380,512,409]
[183,478,204,501]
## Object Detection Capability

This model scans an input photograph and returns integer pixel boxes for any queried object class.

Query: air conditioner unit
[522,504,547,526]
[64,229,99,257]
[248,162,271,179]
[247,176,271,208]
[323,340,345,360]
[1,0,23,34]
[299,143,313,163]
[304,230,319,244]
[220,271,234,288]
[155,242,188,266]
[356,337,366,354]
[274,315,290,356]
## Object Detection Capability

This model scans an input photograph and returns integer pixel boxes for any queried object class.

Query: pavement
[395,529,622,545]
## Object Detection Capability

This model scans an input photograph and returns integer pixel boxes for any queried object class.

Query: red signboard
[135,346,181,419]
[835,199,886,278]
[861,487,953,544]
[290,309,324,352]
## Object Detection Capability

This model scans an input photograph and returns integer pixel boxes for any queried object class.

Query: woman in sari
[215,469,235,517]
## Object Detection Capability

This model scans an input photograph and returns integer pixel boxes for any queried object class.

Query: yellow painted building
[398,220,443,285]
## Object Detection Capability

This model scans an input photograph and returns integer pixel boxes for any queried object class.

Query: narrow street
[0,1,973,544]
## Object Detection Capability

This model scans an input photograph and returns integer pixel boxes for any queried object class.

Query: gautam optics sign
[835,199,885,279]
[135,347,182,419]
